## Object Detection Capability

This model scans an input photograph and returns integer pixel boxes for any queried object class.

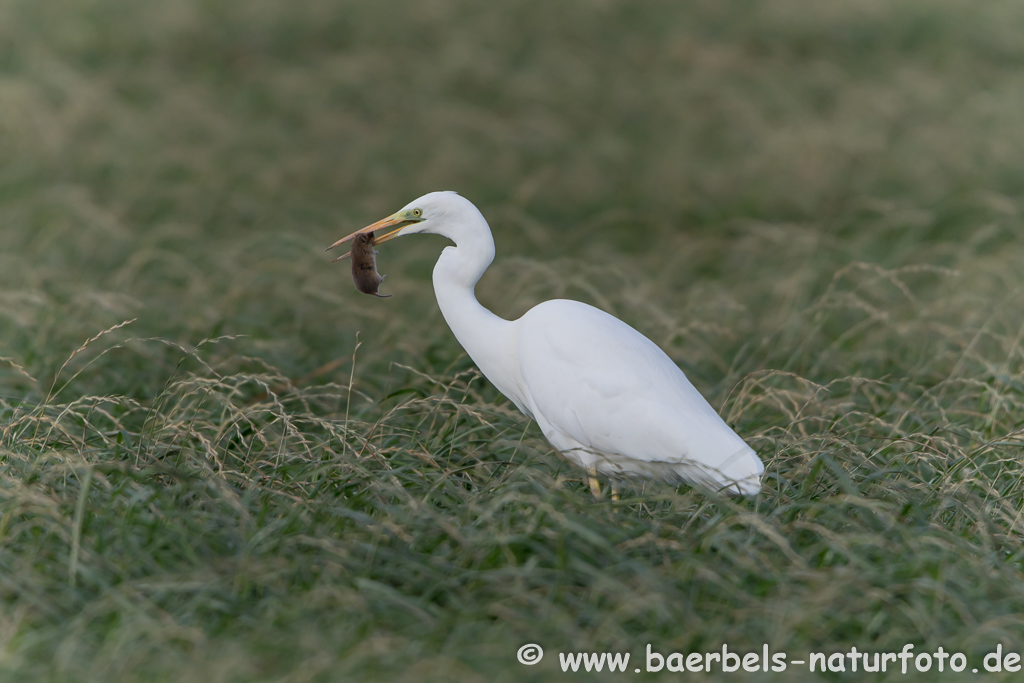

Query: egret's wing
[515,300,751,472]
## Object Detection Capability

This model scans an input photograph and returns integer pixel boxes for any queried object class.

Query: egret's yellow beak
[326,213,414,262]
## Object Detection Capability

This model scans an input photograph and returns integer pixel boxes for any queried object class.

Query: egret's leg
[611,483,620,502]
[587,466,602,499]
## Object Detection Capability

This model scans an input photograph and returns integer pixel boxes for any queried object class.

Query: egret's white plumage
[329,191,763,496]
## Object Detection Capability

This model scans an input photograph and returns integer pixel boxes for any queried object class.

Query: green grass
[3,0,1024,680]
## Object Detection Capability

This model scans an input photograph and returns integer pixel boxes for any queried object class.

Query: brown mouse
[350,231,391,298]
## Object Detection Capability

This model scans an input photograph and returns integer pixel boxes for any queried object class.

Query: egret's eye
[411,208,423,218]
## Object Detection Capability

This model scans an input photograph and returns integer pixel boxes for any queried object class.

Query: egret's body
[330,192,763,496]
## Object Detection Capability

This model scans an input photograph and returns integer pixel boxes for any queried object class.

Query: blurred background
[3,0,1024,680]
[3,0,1023,395]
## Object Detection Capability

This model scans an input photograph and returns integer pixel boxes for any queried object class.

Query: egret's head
[326,191,466,259]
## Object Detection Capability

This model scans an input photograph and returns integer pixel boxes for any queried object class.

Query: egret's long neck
[430,218,525,409]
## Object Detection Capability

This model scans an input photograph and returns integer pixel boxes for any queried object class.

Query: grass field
[3,0,1024,680]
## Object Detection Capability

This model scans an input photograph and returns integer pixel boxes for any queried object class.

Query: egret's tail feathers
[678,446,764,496]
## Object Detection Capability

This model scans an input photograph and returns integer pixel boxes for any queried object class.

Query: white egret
[328,192,763,497]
